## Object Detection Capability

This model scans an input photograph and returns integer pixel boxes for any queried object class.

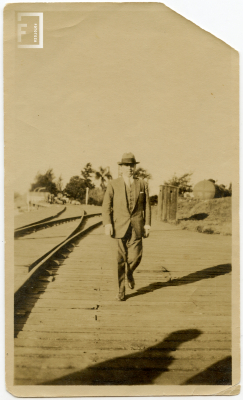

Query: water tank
[193,180,215,200]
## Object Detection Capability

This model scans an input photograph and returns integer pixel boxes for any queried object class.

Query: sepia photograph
[4,1,240,397]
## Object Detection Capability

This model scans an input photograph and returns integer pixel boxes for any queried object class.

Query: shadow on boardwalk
[183,356,232,385]
[43,329,232,386]
[126,264,231,300]
[43,329,202,385]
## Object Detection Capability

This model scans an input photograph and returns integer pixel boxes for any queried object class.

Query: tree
[164,172,193,196]
[149,195,158,206]
[30,168,57,195]
[95,167,112,191]
[65,176,86,202]
[208,179,232,198]
[81,163,95,189]
[133,167,152,181]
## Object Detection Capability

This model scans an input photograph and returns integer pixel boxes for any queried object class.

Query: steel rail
[15,211,102,273]
[14,214,102,306]
[14,209,103,238]
[23,212,84,274]
[15,214,82,238]
[14,206,66,231]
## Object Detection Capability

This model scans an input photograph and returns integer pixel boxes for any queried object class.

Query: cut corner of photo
[3,0,241,398]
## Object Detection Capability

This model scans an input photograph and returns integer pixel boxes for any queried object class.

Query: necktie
[128,179,133,212]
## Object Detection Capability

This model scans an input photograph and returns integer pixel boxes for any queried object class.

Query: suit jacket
[102,177,151,239]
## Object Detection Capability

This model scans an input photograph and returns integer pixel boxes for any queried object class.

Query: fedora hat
[118,152,140,165]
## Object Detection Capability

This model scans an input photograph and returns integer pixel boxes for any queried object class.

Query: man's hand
[105,224,113,236]
[144,225,150,238]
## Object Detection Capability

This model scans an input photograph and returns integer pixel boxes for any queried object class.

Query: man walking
[102,152,151,301]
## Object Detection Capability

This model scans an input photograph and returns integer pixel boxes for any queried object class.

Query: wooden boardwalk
[14,219,232,385]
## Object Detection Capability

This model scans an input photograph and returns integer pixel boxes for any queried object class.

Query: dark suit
[102,177,151,294]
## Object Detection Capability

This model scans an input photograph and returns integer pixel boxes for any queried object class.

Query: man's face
[121,163,136,178]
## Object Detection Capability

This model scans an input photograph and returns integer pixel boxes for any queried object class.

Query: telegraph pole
[85,187,89,205]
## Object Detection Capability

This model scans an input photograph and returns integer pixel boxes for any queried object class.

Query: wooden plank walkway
[14,220,231,385]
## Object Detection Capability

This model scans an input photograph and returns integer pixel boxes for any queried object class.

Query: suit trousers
[111,224,143,294]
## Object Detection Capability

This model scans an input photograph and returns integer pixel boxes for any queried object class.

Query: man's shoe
[127,273,135,290]
[116,291,126,301]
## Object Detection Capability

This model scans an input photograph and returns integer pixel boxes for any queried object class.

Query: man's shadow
[126,264,231,300]
[183,356,232,385]
[43,329,202,385]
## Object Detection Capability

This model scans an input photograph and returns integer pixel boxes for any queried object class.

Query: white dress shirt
[123,175,134,188]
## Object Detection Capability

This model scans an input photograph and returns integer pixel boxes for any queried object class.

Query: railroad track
[14,206,66,232]
[14,213,102,313]
[14,207,87,238]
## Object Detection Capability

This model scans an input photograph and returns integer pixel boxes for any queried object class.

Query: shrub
[150,195,158,206]
[89,188,104,206]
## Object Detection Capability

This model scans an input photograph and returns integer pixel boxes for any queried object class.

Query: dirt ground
[152,197,232,236]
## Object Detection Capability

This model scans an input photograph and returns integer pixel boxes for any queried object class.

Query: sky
[12,3,238,196]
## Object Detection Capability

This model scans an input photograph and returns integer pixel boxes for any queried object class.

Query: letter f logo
[17,13,43,48]
[17,16,27,43]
